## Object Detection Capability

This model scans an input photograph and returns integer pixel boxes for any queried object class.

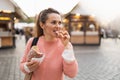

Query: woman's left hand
[57,29,70,47]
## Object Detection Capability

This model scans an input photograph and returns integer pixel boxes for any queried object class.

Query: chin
[53,35,57,38]
[50,34,56,38]
[52,33,57,37]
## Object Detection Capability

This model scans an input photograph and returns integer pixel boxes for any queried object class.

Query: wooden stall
[0,12,16,48]
[63,14,101,45]
[0,0,28,48]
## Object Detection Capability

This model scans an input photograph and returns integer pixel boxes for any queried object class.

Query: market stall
[0,12,16,48]
[63,14,101,45]
[0,0,28,48]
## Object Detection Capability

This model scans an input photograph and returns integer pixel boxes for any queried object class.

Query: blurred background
[1,0,120,47]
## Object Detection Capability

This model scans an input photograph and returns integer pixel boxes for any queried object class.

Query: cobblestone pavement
[0,36,120,80]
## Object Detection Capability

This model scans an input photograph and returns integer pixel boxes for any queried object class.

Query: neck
[44,35,56,42]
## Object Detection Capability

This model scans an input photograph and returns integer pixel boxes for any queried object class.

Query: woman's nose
[55,23,60,27]
[54,26,59,30]
[54,26,61,31]
[55,23,62,29]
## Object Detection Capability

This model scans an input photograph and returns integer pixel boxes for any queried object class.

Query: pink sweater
[20,36,78,80]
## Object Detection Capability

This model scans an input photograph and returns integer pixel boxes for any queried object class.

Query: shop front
[0,11,15,48]
[0,0,28,48]
[63,14,101,45]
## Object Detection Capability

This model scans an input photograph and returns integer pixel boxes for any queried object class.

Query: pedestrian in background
[20,8,78,80]
[24,27,33,43]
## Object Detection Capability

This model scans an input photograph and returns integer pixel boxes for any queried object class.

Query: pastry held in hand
[27,46,43,62]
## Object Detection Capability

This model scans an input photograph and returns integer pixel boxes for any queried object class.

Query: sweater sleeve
[20,37,34,74]
[63,60,78,78]
[62,43,78,78]
[23,55,45,73]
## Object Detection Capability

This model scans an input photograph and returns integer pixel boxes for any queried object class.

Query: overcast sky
[13,0,79,16]
[80,0,120,24]
[14,0,120,24]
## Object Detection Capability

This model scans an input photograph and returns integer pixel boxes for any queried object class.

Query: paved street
[0,36,120,80]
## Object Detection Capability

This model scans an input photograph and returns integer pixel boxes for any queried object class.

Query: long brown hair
[34,8,60,37]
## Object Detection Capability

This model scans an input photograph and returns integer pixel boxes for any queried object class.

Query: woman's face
[41,13,62,38]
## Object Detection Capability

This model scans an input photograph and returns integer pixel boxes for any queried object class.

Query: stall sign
[0,17,11,20]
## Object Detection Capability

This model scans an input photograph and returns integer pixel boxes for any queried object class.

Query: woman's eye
[51,21,62,25]
[51,21,56,24]
[59,21,62,25]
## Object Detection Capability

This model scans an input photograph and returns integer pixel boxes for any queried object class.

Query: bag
[24,37,39,80]
[24,73,33,80]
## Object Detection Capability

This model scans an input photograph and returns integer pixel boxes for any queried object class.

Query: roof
[9,0,29,20]
[70,2,90,15]
[63,1,91,18]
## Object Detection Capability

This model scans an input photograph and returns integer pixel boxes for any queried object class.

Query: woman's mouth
[53,30,59,36]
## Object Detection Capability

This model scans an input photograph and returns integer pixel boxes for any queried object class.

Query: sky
[79,0,120,25]
[13,0,80,16]
[14,0,120,24]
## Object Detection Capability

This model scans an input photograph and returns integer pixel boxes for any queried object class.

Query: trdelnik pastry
[27,46,44,62]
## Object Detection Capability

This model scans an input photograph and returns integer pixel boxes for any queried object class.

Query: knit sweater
[20,36,78,80]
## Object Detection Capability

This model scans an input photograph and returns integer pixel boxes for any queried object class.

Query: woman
[20,8,78,80]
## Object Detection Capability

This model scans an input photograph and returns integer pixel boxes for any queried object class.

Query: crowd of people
[15,27,33,43]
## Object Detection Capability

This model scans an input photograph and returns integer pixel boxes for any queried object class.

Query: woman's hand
[26,61,39,72]
[56,29,70,47]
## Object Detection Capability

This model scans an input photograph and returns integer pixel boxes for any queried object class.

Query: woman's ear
[40,22,44,29]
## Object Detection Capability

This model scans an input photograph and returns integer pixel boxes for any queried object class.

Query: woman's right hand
[26,61,39,72]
